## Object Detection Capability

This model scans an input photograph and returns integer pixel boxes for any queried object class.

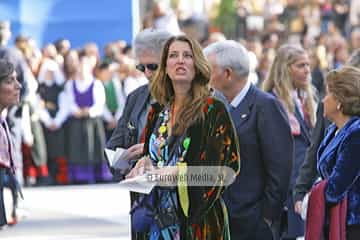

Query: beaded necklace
[154,104,190,167]
[155,105,171,167]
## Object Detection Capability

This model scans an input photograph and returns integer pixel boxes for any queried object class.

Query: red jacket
[305,180,347,240]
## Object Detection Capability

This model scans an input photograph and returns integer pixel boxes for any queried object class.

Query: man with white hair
[204,40,293,240]
[106,29,173,179]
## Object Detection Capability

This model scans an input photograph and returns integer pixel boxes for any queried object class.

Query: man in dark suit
[106,29,173,179]
[204,40,293,240]
[105,30,174,239]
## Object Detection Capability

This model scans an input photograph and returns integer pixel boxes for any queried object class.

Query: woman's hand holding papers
[126,156,154,179]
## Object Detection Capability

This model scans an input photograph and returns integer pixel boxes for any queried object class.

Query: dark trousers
[347,225,360,240]
[3,168,18,218]
[0,168,7,226]
[322,224,360,240]
[229,216,276,240]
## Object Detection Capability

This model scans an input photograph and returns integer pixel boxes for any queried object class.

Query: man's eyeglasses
[135,63,158,73]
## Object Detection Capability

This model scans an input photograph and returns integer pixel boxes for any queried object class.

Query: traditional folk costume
[102,77,127,140]
[21,68,48,185]
[37,59,69,184]
[65,77,111,183]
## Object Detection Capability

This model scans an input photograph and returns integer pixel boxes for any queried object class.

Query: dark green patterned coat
[132,97,240,240]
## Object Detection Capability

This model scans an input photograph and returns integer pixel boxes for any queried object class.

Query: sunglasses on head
[135,63,158,72]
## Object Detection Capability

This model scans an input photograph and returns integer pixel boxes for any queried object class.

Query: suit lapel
[231,85,255,128]
[132,86,150,122]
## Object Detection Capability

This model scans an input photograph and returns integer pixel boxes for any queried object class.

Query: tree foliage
[213,0,237,38]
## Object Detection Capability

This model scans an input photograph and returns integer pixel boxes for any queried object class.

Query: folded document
[104,147,130,170]
[118,174,156,194]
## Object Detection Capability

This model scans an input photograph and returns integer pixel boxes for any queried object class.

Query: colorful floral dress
[132,97,240,240]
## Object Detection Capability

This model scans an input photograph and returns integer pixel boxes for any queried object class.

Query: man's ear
[224,67,233,80]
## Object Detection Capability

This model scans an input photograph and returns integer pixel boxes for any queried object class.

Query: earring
[336,103,341,110]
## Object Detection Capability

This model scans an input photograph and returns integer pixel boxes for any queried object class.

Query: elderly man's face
[207,54,226,91]
[136,53,159,81]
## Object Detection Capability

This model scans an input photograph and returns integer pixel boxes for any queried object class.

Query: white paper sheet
[105,147,130,170]
[117,174,156,194]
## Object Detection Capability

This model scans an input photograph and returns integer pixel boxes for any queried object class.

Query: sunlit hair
[326,66,360,116]
[203,40,250,77]
[151,35,211,135]
[133,28,173,60]
[262,44,317,126]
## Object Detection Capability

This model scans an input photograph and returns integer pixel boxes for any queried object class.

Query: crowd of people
[0,20,150,188]
[0,0,360,238]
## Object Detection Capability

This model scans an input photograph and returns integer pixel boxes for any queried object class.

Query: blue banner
[0,0,135,52]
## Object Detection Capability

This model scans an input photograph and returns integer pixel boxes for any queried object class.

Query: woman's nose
[15,79,22,90]
[177,55,185,63]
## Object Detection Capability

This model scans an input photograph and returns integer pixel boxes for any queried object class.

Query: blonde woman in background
[263,44,317,239]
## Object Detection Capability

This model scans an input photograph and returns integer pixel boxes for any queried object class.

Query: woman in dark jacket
[317,66,360,239]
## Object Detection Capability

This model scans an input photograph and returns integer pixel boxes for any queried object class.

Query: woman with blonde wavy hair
[126,35,240,240]
[262,44,317,239]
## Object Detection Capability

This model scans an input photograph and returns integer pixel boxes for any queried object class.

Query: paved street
[0,183,131,240]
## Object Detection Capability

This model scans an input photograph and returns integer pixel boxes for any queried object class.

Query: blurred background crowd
[0,0,359,188]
